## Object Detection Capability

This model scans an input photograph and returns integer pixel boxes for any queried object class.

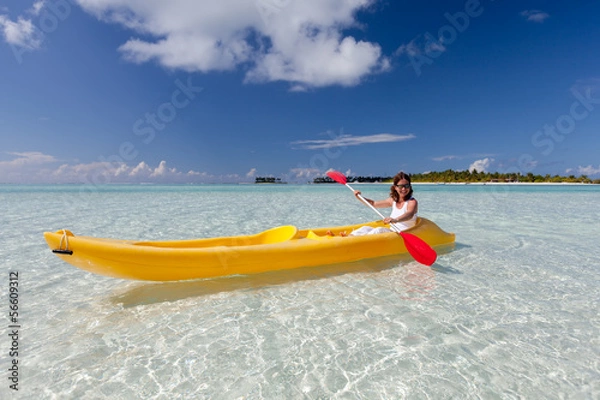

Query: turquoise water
[1,184,599,399]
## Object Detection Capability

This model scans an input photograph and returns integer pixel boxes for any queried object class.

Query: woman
[349,172,418,235]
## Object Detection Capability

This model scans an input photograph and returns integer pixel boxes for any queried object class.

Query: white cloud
[520,10,550,23]
[0,1,49,49]
[395,34,447,59]
[568,165,600,177]
[1,151,58,165]
[150,160,178,177]
[128,161,153,178]
[246,168,257,178]
[0,152,59,182]
[432,155,459,162]
[469,157,494,173]
[394,41,419,57]
[31,1,46,16]
[290,167,320,179]
[291,133,416,150]
[0,152,243,183]
[434,153,497,163]
[0,15,43,49]
[74,0,389,88]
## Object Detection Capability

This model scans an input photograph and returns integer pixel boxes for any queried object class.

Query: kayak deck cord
[52,229,73,255]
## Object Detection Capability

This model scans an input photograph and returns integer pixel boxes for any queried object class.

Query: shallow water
[1,184,599,399]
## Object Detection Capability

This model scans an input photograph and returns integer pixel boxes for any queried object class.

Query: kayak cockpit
[131,225,299,249]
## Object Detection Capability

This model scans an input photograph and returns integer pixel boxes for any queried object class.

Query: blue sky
[1,0,599,183]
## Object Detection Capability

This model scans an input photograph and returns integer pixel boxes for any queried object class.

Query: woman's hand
[384,217,395,224]
[355,190,376,205]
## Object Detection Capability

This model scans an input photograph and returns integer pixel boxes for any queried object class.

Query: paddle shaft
[341,183,404,233]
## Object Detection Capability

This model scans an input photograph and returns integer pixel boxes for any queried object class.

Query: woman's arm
[353,191,393,208]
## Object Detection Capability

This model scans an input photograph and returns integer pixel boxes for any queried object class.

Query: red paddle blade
[399,232,437,266]
[326,170,347,185]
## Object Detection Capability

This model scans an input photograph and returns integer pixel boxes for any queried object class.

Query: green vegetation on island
[313,170,600,184]
[255,177,287,184]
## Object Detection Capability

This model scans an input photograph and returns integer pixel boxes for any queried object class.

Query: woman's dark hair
[390,172,413,202]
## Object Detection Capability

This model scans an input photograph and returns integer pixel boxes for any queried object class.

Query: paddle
[326,170,437,266]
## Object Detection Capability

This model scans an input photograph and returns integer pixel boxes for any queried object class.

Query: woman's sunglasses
[394,183,411,189]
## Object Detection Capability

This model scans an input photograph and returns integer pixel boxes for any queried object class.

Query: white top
[389,198,417,231]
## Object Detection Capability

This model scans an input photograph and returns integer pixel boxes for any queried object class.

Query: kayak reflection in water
[349,171,418,236]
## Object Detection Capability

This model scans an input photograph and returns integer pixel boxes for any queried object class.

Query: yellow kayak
[44,218,455,281]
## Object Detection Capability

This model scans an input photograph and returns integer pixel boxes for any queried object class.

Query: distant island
[255,177,287,184]
[312,170,600,184]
